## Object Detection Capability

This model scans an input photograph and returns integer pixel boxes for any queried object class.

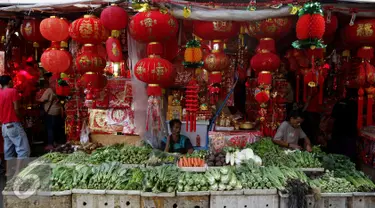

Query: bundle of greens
[286,151,322,168]
[205,166,242,191]
[320,154,356,172]
[143,165,180,193]
[188,150,209,159]
[250,138,281,158]
[57,151,89,165]
[236,161,285,190]
[334,169,375,192]
[177,172,209,192]
[41,152,66,163]
[5,163,52,192]
[309,171,355,193]
[51,165,76,191]
[88,144,152,164]
[145,150,178,166]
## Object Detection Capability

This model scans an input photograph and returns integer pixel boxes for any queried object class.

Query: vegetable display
[88,144,152,164]
[205,166,242,191]
[177,172,209,192]
[309,171,356,193]
[224,147,262,166]
[143,165,180,193]
[206,152,226,166]
[145,150,178,166]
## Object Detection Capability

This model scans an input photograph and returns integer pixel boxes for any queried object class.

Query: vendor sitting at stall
[273,110,312,152]
[161,119,194,154]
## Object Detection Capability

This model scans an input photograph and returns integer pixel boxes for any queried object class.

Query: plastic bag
[80,120,90,144]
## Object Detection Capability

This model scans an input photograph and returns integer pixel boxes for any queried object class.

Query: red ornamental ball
[203,51,230,72]
[69,15,109,44]
[81,73,108,89]
[76,44,106,74]
[40,16,69,42]
[251,52,281,73]
[20,19,44,43]
[255,91,270,103]
[41,48,72,73]
[106,37,123,62]
[129,9,179,43]
[100,4,128,31]
[296,14,325,40]
[134,43,174,85]
[193,21,240,40]
[245,17,294,40]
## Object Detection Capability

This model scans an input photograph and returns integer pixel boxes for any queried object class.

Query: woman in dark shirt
[161,119,194,154]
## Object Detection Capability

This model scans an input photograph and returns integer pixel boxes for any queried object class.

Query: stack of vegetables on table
[5,138,375,196]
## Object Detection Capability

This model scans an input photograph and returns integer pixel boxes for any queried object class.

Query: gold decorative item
[240,121,253,130]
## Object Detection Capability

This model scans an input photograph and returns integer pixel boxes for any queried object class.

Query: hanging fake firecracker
[357,46,375,128]
[183,39,204,68]
[185,79,199,132]
[134,42,174,130]
[203,40,230,104]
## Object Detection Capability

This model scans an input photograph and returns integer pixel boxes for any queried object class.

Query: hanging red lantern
[69,15,108,44]
[256,38,276,53]
[75,44,106,74]
[106,37,123,62]
[129,9,179,43]
[193,21,240,40]
[20,18,44,44]
[257,71,272,86]
[40,16,69,42]
[250,52,280,74]
[245,17,294,40]
[41,42,72,73]
[60,18,70,48]
[293,2,325,49]
[100,4,128,38]
[81,73,108,89]
[255,90,270,104]
[97,43,107,59]
[203,40,230,72]
[134,42,174,94]
[342,19,375,47]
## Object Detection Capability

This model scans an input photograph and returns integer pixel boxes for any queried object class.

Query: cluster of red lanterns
[130,8,178,131]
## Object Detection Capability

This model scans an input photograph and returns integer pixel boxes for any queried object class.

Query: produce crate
[279,191,353,208]
[351,192,375,208]
[210,190,244,208]
[238,189,279,208]
[72,189,141,208]
[3,190,71,208]
[176,191,210,208]
[140,192,176,208]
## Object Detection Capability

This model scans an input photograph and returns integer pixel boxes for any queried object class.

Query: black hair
[0,75,12,86]
[287,110,304,121]
[169,119,182,129]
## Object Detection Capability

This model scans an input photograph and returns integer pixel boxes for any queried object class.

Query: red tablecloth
[209,130,262,153]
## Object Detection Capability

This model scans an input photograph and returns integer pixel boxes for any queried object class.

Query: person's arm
[273,122,290,148]
[37,88,52,103]
[163,136,171,152]
[184,137,194,154]
[300,128,312,152]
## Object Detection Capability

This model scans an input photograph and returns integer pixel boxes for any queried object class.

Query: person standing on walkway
[0,75,31,175]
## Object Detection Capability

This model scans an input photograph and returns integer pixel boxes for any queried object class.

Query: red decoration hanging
[129,9,179,43]
[20,18,44,44]
[250,52,280,74]
[81,73,108,89]
[244,17,294,40]
[69,15,109,44]
[342,19,375,47]
[76,44,106,74]
[106,37,123,62]
[193,21,240,40]
[256,38,276,53]
[100,4,128,38]
[324,14,338,37]
[257,71,272,86]
[185,79,199,132]
[40,16,69,42]
[41,42,72,73]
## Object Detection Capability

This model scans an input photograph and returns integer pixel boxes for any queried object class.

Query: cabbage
[212,170,221,181]
[235,181,243,190]
[218,183,226,191]
[241,148,254,160]
[184,185,191,192]
[206,173,216,185]
[229,175,237,187]
[221,174,230,184]
[177,184,184,192]
[210,183,218,191]
[220,167,229,175]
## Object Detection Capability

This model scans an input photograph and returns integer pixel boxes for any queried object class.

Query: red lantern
[129,9,179,43]
[257,71,272,86]
[97,44,107,59]
[255,91,270,104]
[40,16,69,42]
[106,37,123,62]
[342,19,375,47]
[60,17,70,48]
[245,17,294,40]
[134,43,174,94]
[76,44,106,74]
[250,52,280,73]
[81,73,108,89]
[256,38,276,53]
[296,14,325,40]
[100,4,128,37]
[20,18,44,45]
[41,42,72,73]
[193,21,240,40]
[69,15,108,44]
[56,84,71,97]
[203,41,230,72]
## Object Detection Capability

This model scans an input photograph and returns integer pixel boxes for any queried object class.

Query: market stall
[1,0,375,207]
